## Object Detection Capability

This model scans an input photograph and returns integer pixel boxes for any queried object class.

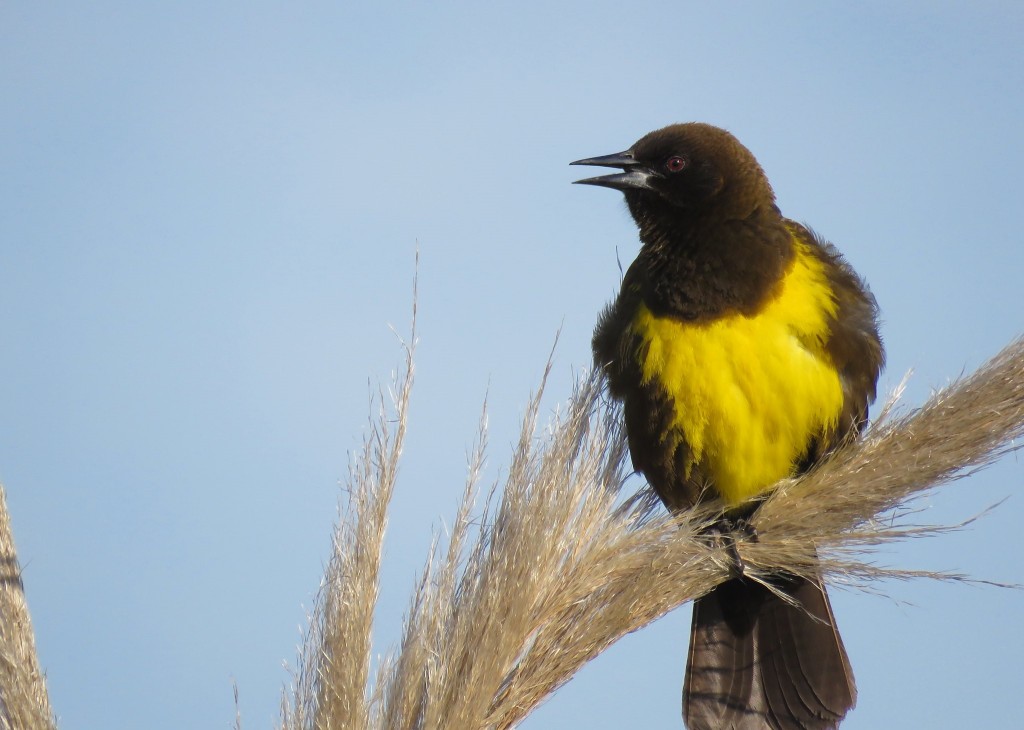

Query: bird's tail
[683,575,856,730]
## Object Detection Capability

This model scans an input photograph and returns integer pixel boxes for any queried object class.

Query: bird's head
[572,123,776,234]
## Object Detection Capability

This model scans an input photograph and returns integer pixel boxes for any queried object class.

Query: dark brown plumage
[573,123,884,729]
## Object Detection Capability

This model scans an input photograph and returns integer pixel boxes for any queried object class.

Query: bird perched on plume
[573,123,884,729]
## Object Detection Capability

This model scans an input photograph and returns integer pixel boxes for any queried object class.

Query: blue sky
[2,3,1022,728]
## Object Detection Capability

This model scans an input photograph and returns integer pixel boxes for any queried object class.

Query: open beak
[570,151,657,192]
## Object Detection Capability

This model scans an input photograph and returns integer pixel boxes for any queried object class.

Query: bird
[572,123,884,730]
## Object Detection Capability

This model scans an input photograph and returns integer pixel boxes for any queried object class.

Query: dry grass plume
[278,327,1024,730]
[0,485,58,730]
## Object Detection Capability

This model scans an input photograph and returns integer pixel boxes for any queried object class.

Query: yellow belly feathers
[633,238,843,505]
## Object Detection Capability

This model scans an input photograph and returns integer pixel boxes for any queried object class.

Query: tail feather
[683,576,856,730]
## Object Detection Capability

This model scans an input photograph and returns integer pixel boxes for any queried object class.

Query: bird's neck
[633,204,794,322]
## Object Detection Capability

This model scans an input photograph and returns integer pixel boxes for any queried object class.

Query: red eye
[666,156,687,173]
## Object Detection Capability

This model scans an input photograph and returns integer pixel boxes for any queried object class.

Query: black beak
[570,151,657,192]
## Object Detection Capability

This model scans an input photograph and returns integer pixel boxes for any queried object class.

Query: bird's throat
[636,215,794,322]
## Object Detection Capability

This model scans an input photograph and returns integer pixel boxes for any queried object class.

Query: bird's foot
[709,514,759,579]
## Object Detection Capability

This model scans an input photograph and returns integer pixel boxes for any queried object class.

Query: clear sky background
[2,3,1023,728]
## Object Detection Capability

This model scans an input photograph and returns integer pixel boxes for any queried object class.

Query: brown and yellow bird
[573,123,884,730]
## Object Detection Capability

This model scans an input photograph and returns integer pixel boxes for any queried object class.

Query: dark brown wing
[592,263,709,510]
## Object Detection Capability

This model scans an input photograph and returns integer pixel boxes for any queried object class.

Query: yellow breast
[633,239,843,505]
